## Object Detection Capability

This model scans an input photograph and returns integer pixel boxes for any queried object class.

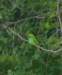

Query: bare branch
[0,15,45,28]
[1,14,62,54]
[57,0,62,34]
[8,28,28,42]
[4,26,62,54]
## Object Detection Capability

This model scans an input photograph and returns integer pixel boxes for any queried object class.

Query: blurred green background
[0,0,62,75]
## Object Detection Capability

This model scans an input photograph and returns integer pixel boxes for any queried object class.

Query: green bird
[27,33,39,45]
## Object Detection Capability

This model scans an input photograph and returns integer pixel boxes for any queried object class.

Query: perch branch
[4,26,62,54]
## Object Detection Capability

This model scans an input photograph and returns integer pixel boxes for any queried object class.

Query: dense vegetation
[0,0,62,75]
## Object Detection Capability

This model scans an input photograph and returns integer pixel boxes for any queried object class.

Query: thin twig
[5,27,62,54]
[1,15,62,54]
[57,0,62,33]
[0,15,45,28]
[8,28,28,42]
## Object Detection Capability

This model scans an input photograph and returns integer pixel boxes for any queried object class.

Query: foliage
[0,0,62,75]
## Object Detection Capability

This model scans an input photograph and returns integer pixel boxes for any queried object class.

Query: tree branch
[0,15,45,28]
[57,0,62,34]
[5,26,62,54]
[1,13,62,54]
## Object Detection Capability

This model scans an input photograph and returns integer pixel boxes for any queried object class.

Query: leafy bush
[0,0,62,75]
